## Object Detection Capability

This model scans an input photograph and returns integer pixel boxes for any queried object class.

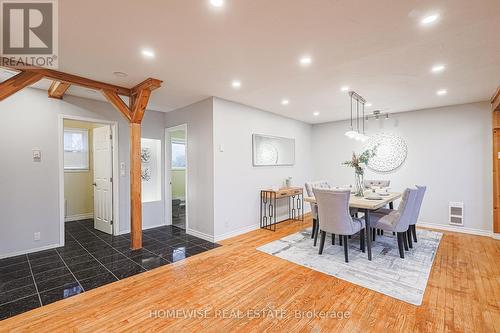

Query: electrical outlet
[34,232,41,241]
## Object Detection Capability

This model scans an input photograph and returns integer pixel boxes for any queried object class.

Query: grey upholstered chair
[313,188,365,263]
[305,180,333,243]
[364,180,391,188]
[370,188,418,259]
[408,185,427,243]
[374,185,427,247]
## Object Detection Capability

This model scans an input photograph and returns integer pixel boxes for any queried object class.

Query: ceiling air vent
[449,202,464,226]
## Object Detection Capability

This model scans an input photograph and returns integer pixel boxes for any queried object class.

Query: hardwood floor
[1,218,499,332]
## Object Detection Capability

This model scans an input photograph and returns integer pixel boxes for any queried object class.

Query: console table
[260,187,304,231]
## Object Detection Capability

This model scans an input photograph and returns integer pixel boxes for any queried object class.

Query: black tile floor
[0,220,220,321]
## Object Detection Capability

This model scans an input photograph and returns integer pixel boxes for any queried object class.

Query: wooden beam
[131,88,151,123]
[101,90,132,122]
[492,86,500,112]
[1,57,130,96]
[48,81,71,99]
[130,123,142,250]
[0,71,43,101]
[131,78,162,94]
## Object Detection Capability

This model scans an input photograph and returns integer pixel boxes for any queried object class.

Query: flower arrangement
[342,146,378,196]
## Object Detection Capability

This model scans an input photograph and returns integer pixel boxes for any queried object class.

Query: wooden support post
[130,122,143,249]
[493,86,500,235]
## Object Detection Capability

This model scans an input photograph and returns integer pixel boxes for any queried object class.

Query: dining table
[304,191,402,261]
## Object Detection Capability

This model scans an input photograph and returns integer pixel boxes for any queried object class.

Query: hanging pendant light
[346,91,369,141]
[345,94,357,138]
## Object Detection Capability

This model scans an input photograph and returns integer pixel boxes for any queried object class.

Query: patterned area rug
[257,228,442,305]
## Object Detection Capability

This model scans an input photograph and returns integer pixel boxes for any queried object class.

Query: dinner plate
[377,192,390,196]
[365,196,383,200]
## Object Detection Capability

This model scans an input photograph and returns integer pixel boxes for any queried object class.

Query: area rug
[257,228,442,305]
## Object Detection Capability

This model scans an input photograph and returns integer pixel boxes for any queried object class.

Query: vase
[354,173,364,197]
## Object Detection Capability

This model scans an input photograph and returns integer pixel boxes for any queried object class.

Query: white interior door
[93,126,113,234]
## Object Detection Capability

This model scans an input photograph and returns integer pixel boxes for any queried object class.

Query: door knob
[92,182,97,186]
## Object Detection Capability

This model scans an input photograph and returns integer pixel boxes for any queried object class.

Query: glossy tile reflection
[0,220,220,321]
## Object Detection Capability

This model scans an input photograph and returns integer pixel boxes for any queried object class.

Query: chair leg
[339,235,343,246]
[311,219,316,239]
[397,233,405,259]
[407,229,413,249]
[360,229,365,253]
[377,229,380,235]
[319,231,326,255]
[402,231,409,251]
[381,230,384,236]
[348,235,351,239]
[343,235,349,263]
[412,225,417,242]
[332,233,335,245]
[393,232,396,236]
[372,228,376,241]
[313,223,319,246]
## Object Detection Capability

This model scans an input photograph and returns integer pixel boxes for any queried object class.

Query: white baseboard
[418,221,494,238]
[492,233,500,240]
[214,224,261,242]
[186,228,214,242]
[65,213,93,222]
[117,222,168,235]
[0,243,61,259]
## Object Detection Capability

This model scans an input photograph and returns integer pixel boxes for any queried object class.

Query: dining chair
[370,188,418,259]
[313,188,365,263]
[305,180,333,244]
[363,180,391,189]
[408,185,427,243]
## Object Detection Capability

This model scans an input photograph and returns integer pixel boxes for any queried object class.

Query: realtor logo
[1,0,58,68]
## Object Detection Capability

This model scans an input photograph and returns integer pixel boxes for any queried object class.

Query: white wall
[0,88,166,257]
[164,98,214,239]
[213,98,313,240]
[312,102,492,233]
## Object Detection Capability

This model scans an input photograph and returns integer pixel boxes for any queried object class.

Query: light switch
[32,149,41,162]
[120,162,126,176]
[219,144,224,152]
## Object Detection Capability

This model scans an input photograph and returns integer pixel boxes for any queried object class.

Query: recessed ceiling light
[421,14,439,25]
[141,48,155,59]
[281,99,289,105]
[431,64,446,73]
[299,56,312,66]
[231,80,241,89]
[113,71,128,78]
[313,111,320,116]
[341,86,349,92]
[365,103,373,107]
[436,89,447,96]
[210,0,224,7]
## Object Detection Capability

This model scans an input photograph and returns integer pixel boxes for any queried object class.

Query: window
[171,139,186,169]
[64,128,89,170]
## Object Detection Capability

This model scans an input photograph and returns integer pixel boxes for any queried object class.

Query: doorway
[166,125,188,230]
[59,116,119,245]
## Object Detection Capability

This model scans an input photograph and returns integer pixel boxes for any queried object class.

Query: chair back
[392,188,418,232]
[305,181,332,219]
[409,185,427,226]
[313,188,357,235]
[305,180,332,197]
[364,179,390,188]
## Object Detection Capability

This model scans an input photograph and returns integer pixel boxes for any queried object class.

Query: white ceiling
[13,0,500,123]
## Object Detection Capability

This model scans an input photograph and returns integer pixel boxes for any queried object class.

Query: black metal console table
[260,187,304,231]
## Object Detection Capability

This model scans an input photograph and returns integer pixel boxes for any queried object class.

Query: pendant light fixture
[344,94,357,138]
[346,91,369,142]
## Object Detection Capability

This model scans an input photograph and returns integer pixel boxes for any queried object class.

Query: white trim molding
[186,228,214,242]
[64,213,94,222]
[214,224,261,243]
[0,243,61,260]
[418,221,494,238]
[493,233,500,240]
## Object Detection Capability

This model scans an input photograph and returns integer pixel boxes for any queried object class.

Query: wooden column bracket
[0,59,162,250]
[48,81,71,99]
[492,86,500,112]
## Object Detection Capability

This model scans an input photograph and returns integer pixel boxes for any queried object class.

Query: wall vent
[449,202,464,226]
